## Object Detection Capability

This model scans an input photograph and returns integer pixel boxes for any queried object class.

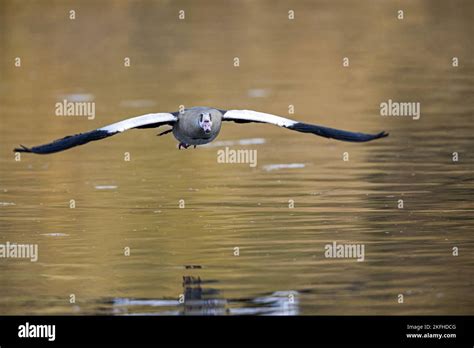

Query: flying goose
[14,106,388,154]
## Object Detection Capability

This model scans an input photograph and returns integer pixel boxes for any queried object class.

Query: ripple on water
[41,233,69,237]
[94,185,118,190]
[203,138,266,147]
[262,163,306,171]
[0,202,16,206]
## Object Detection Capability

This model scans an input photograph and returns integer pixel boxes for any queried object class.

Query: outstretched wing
[222,110,388,142]
[14,112,178,154]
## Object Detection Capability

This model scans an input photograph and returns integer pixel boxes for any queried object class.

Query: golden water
[0,0,473,315]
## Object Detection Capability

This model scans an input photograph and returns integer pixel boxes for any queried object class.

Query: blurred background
[0,0,473,315]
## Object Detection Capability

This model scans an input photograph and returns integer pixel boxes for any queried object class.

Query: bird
[14,106,388,154]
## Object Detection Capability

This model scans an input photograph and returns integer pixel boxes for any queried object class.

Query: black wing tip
[348,130,390,142]
[13,129,114,155]
[13,145,32,153]
[289,122,389,142]
[373,131,389,140]
[347,130,389,142]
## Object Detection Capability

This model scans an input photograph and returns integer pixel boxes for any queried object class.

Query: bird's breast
[172,120,221,145]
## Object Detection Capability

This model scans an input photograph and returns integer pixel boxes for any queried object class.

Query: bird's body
[172,107,223,146]
[14,106,388,154]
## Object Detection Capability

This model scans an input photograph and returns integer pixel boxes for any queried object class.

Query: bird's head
[199,112,212,134]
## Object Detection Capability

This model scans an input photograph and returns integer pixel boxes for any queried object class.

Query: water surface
[0,0,473,315]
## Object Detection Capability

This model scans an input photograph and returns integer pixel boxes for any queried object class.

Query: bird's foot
[178,142,191,150]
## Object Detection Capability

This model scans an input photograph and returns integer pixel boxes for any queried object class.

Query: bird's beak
[200,113,212,133]
[202,122,212,133]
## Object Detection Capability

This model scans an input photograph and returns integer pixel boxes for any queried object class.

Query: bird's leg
[193,145,197,149]
[178,142,191,150]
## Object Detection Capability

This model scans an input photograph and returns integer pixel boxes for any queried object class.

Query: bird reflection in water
[110,267,299,316]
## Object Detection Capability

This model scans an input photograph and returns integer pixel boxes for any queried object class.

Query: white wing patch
[223,110,296,128]
[99,113,177,133]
